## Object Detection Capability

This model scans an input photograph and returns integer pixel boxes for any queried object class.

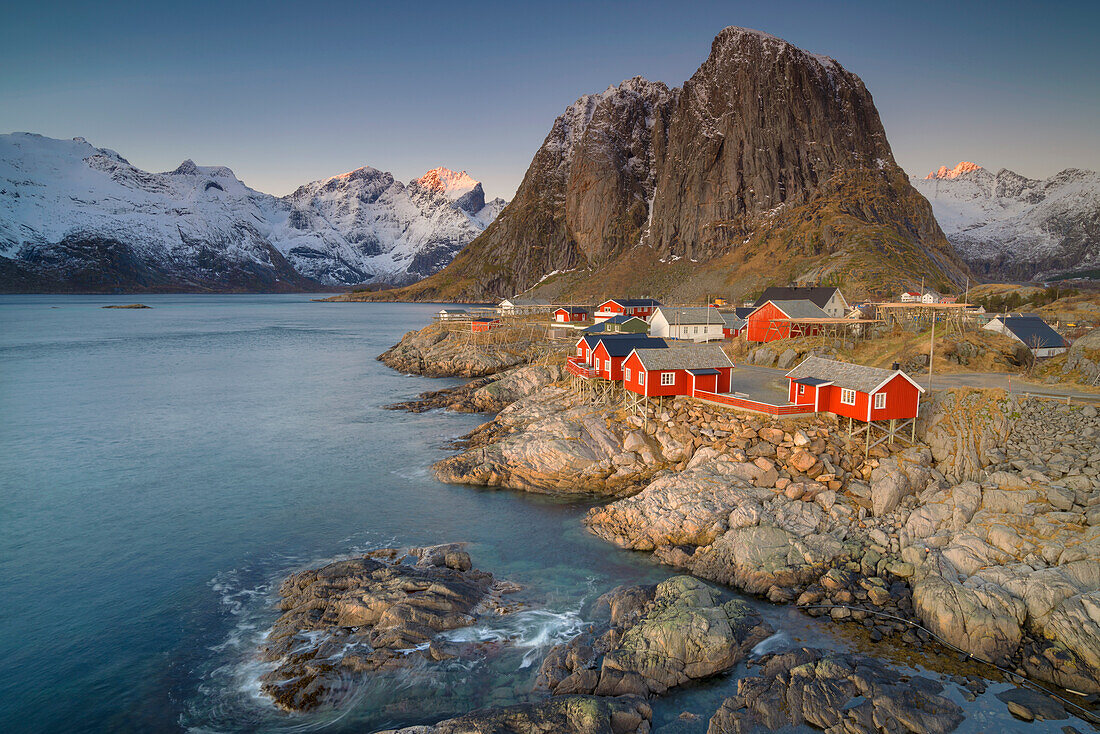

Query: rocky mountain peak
[925,161,983,179]
[389,26,966,302]
[416,167,479,200]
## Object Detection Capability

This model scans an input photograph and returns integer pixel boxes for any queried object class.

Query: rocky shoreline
[257,544,519,713]
[351,327,1100,730]
[377,321,537,377]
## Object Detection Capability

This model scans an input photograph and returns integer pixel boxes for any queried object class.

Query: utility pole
[928,316,935,392]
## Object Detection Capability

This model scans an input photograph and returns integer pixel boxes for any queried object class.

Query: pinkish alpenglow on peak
[924,161,983,180]
[416,167,481,201]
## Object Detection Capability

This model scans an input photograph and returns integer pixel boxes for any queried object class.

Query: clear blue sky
[3,0,1098,198]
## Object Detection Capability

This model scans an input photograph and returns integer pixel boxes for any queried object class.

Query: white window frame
[874,392,886,410]
[624,367,631,381]
[639,371,646,386]
[576,347,583,356]
[840,388,856,406]
[798,384,805,395]
[660,372,675,386]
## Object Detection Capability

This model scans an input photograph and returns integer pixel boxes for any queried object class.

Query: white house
[984,315,1068,358]
[648,306,725,341]
[499,297,553,315]
[921,292,942,304]
[899,291,922,303]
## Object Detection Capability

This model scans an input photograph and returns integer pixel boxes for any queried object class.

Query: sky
[2,0,1098,198]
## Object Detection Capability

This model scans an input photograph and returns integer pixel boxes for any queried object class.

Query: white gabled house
[648,307,725,341]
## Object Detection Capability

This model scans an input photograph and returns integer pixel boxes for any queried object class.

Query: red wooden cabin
[785,356,924,421]
[590,336,667,380]
[746,300,829,343]
[622,344,734,397]
[594,298,662,322]
[471,318,501,332]
[554,307,588,323]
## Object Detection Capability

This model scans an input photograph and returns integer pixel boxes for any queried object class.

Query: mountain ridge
[911,162,1100,281]
[0,132,505,293]
[362,26,969,304]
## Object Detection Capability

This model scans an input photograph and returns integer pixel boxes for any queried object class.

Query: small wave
[752,631,793,656]
[441,607,586,669]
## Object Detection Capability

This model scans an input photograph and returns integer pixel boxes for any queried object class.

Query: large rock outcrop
[378,322,532,377]
[380,27,968,303]
[707,648,965,734]
[377,695,653,734]
[257,545,504,712]
[535,576,772,698]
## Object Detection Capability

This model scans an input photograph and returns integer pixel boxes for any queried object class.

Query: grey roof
[582,323,607,333]
[606,298,662,307]
[757,300,830,320]
[556,306,588,313]
[596,336,668,357]
[631,344,733,371]
[580,333,655,348]
[793,377,833,386]
[604,313,647,325]
[998,316,1067,349]
[720,313,747,329]
[687,368,720,376]
[754,286,843,309]
[734,307,756,319]
[654,306,725,325]
[786,356,918,393]
[439,308,467,313]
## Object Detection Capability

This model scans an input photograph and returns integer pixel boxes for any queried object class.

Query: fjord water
[0,296,1067,733]
[0,295,668,733]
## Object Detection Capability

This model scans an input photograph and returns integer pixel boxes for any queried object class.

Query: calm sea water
[0,295,1072,733]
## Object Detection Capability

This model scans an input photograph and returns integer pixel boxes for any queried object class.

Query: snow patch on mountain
[0,133,506,290]
[912,163,1100,280]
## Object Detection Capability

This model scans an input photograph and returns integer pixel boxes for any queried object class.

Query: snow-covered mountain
[0,132,505,292]
[913,162,1100,281]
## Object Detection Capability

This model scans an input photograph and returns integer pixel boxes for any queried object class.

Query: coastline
[271,321,1100,730]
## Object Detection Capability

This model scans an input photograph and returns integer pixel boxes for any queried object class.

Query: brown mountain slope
[355,27,968,303]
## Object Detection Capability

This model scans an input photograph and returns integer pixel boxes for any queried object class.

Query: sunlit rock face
[925,161,983,180]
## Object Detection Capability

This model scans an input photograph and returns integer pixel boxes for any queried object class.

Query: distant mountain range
[912,162,1100,281]
[369,27,969,303]
[0,133,504,292]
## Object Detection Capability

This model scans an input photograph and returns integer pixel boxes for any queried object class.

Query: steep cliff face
[394,78,677,301]
[387,26,967,302]
[647,28,892,257]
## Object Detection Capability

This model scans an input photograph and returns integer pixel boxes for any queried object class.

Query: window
[840,388,856,406]
[874,392,887,410]
[624,367,631,381]
[639,371,646,386]
[661,372,675,386]
[693,326,699,334]
[577,347,583,356]
[798,384,805,395]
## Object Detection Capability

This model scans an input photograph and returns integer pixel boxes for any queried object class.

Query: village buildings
[648,306,725,341]
[622,344,734,398]
[984,315,1069,357]
[553,306,588,323]
[754,286,849,319]
[786,356,924,423]
[745,300,830,343]
[594,298,662,322]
